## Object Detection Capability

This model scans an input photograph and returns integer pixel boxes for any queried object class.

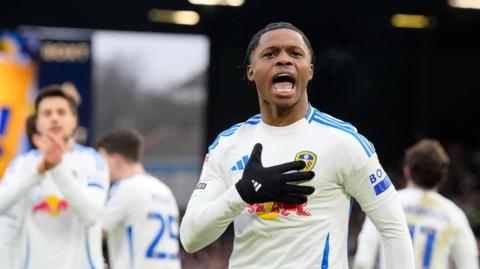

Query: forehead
[38,96,70,110]
[257,28,308,51]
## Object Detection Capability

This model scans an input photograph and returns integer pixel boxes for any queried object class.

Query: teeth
[273,82,294,92]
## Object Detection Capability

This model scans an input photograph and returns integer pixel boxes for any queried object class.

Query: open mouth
[272,73,296,94]
[50,126,62,134]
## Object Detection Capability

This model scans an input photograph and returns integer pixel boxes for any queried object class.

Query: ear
[308,64,314,81]
[247,65,255,81]
[112,153,124,166]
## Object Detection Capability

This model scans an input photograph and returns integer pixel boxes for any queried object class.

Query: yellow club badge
[295,151,317,171]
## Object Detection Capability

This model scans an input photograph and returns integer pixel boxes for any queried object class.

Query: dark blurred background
[2,0,480,268]
[2,0,480,165]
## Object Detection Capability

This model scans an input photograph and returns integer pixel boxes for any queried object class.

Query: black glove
[235,143,315,204]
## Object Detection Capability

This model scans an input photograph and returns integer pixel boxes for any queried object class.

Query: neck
[406,180,438,192]
[64,137,76,151]
[260,99,309,126]
[117,163,145,180]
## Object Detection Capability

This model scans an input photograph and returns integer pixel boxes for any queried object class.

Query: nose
[49,112,60,123]
[275,51,293,66]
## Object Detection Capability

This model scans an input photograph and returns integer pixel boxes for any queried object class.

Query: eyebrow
[260,45,306,52]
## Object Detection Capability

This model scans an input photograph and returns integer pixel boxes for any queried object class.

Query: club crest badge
[295,151,317,171]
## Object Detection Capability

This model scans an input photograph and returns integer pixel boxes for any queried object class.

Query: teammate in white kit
[353,139,479,269]
[0,114,39,268]
[0,85,109,269]
[96,129,181,269]
[180,22,415,269]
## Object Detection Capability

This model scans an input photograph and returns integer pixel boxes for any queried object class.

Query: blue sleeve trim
[311,109,375,157]
[75,145,106,171]
[321,233,330,269]
[208,115,261,152]
[85,230,96,269]
[374,175,392,196]
[127,226,134,266]
[87,182,104,190]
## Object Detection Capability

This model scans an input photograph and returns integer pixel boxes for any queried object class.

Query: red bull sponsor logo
[32,195,69,216]
[246,201,311,220]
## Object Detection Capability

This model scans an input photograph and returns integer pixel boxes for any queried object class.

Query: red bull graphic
[244,151,317,220]
[246,201,311,220]
[32,195,69,216]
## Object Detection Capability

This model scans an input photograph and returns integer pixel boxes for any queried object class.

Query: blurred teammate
[0,85,109,268]
[0,113,39,268]
[96,128,181,269]
[25,114,40,149]
[180,22,414,269]
[353,139,479,269]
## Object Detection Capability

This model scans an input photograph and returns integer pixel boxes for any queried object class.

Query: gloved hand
[235,143,315,204]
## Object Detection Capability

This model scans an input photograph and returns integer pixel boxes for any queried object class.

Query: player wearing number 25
[353,139,479,269]
[96,129,180,269]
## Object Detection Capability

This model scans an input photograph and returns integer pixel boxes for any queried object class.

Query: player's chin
[270,92,300,108]
[270,99,299,111]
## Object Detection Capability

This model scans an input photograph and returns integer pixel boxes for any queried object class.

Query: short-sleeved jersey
[354,187,479,269]
[186,106,399,269]
[0,144,109,269]
[103,173,180,269]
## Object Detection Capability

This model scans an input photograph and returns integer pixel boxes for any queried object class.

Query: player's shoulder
[309,107,376,159]
[128,173,174,194]
[73,144,107,170]
[207,114,261,154]
[16,148,41,161]
[125,173,178,206]
[5,149,41,172]
[399,188,468,223]
[432,192,469,220]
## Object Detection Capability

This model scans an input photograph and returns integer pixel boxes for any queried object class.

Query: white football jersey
[103,173,180,269]
[354,187,479,269]
[0,144,109,269]
[181,106,414,269]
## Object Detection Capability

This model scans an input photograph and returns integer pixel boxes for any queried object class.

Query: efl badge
[295,151,317,171]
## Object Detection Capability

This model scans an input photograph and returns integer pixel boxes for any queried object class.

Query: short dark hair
[243,22,315,71]
[25,114,38,149]
[95,129,145,162]
[404,139,450,189]
[35,85,78,115]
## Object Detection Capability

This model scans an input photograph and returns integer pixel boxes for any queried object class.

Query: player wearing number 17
[96,129,180,269]
[180,22,414,269]
[353,139,479,269]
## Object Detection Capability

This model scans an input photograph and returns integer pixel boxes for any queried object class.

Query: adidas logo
[251,179,262,192]
[231,155,250,171]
